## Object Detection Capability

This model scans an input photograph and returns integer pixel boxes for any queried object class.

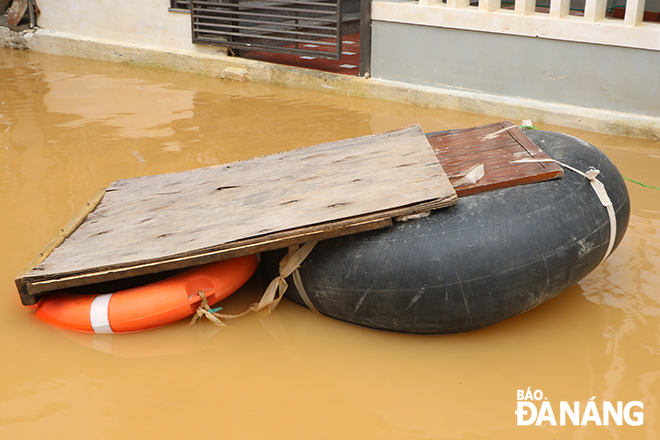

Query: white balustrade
[371,0,660,52]
[447,0,471,8]
[584,0,608,22]
[625,0,647,25]
[514,0,536,15]
[549,0,571,19]
[479,0,502,13]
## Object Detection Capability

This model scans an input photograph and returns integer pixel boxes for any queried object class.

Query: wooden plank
[16,124,457,305]
[7,0,27,25]
[21,216,395,297]
[15,189,106,284]
[426,121,564,197]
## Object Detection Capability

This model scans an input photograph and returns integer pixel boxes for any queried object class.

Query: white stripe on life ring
[90,293,114,334]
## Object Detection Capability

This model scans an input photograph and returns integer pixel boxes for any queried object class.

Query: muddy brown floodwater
[0,48,658,440]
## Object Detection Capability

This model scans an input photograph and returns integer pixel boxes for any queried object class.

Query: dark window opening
[170,1,191,11]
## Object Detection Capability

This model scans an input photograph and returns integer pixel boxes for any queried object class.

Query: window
[170,1,191,11]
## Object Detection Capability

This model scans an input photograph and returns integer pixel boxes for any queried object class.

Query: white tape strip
[584,170,616,260]
[90,293,114,334]
[452,163,485,188]
[514,158,617,262]
[482,125,518,140]
[293,269,319,313]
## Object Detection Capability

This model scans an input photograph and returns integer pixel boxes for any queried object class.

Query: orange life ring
[35,254,259,333]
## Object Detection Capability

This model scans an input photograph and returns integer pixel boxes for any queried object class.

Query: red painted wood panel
[427,121,564,197]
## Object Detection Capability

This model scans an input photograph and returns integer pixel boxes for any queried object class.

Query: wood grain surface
[17,124,456,304]
[428,121,564,196]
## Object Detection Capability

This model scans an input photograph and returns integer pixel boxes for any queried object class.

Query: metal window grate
[191,0,344,59]
[171,1,192,10]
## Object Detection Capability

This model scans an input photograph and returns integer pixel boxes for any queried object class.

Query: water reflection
[43,72,193,138]
[579,213,660,438]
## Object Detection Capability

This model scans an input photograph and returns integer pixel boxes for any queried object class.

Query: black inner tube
[263,130,631,334]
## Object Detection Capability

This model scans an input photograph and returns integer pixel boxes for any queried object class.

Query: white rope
[514,158,617,262]
[190,244,318,327]
[250,242,318,312]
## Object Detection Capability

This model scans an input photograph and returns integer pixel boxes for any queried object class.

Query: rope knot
[585,167,600,181]
[189,242,318,327]
[249,242,317,312]
[190,290,228,326]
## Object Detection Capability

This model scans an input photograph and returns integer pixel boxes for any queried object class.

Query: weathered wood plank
[23,216,395,296]
[16,124,457,305]
[7,0,27,25]
[427,121,564,197]
[15,189,106,284]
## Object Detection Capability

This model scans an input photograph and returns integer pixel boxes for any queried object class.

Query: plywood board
[427,121,564,197]
[17,124,457,305]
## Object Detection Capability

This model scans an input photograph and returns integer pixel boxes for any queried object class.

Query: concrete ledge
[0,24,29,49]
[3,27,659,140]
[361,79,660,141]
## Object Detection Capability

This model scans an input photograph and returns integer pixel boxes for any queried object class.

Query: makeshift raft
[263,125,631,334]
[16,124,458,307]
[20,121,628,336]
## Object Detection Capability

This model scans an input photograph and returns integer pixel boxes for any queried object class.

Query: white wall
[371,20,660,118]
[35,0,212,53]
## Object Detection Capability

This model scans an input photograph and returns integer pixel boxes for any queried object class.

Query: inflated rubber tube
[263,130,631,334]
